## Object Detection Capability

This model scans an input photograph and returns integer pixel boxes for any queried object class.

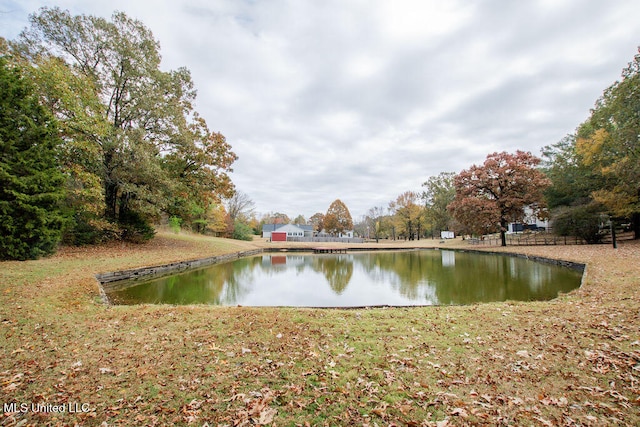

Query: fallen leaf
[257,406,276,424]
[451,407,468,417]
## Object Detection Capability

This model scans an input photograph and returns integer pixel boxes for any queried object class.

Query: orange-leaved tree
[324,199,353,236]
[448,151,550,246]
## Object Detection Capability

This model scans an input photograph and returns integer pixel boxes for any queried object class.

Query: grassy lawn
[1,232,639,426]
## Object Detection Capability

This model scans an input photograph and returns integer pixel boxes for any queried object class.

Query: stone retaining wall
[96,249,263,292]
[452,248,586,272]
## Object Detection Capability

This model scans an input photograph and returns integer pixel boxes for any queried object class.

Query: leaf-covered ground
[1,233,639,426]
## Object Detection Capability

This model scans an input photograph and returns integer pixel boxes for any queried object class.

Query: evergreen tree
[0,56,66,260]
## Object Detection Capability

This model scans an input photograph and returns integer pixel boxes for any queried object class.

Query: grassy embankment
[1,232,639,426]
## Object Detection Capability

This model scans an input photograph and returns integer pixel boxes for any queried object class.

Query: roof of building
[262,223,314,232]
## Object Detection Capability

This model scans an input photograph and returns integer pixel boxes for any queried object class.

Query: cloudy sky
[2,1,639,220]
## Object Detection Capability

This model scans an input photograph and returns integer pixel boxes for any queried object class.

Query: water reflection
[106,250,582,307]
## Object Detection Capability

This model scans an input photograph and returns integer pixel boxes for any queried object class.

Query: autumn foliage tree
[573,48,640,238]
[12,7,236,243]
[324,199,353,236]
[308,213,325,233]
[449,151,550,246]
[389,191,423,240]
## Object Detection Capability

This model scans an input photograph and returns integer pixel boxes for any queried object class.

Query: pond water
[105,250,583,307]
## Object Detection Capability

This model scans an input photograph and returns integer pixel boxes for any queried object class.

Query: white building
[507,206,549,233]
[262,223,314,239]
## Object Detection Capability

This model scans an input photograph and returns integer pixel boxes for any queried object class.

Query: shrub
[232,221,253,241]
[120,210,156,243]
[552,203,607,244]
[168,216,182,234]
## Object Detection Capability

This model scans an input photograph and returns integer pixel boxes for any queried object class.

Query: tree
[365,206,386,242]
[224,191,255,222]
[552,203,607,244]
[574,47,640,238]
[541,134,601,209]
[422,172,456,237]
[261,212,290,225]
[206,204,229,236]
[223,191,256,239]
[309,213,325,232]
[389,192,424,240]
[24,55,112,243]
[449,151,551,246]
[324,199,353,236]
[232,220,254,241]
[448,197,500,237]
[14,7,236,241]
[293,215,306,225]
[0,56,67,260]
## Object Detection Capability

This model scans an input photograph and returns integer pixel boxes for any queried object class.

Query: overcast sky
[2,1,639,220]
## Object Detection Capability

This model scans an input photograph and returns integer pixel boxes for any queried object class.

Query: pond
[104,250,583,307]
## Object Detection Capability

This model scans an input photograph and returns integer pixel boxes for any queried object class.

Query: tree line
[1,8,237,259]
[2,8,638,259]
[355,48,640,246]
[239,47,640,247]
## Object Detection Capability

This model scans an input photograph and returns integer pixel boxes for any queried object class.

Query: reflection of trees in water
[353,251,581,305]
[109,256,261,305]
[357,252,437,301]
[429,253,580,304]
[259,254,355,295]
[311,255,354,295]
[110,252,581,306]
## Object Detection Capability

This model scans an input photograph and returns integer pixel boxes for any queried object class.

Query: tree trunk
[104,179,118,221]
[633,212,640,240]
[500,219,507,247]
[103,149,118,221]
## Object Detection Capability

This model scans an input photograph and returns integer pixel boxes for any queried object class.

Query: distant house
[262,223,361,242]
[507,206,549,233]
[262,223,314,239]
[317,229,355,239]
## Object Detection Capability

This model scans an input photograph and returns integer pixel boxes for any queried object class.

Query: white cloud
[2,0,639,220]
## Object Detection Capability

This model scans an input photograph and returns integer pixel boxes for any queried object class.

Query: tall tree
[13,7,236,241]
[261,212,290,225]
[574,47,640,238]
[309,212,325,232]
[449,151,550,246]
[365,206,386,242]
[224,191,255,223]
[0,56,67,259]
[422,172,456,237]
[448,197,500,237]
[389,191,423,240]
[24,55,110,243]
[541,134,601,209]
[324,199,353,235]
